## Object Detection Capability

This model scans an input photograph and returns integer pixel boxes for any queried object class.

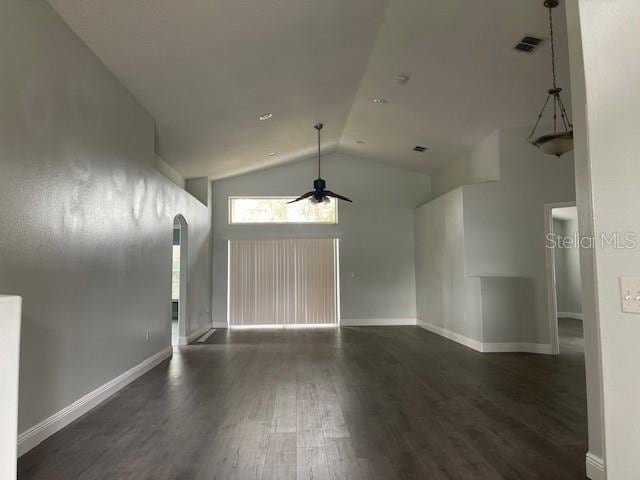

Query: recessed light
[268,152,277,156]
[259,113,273,121]
[397,73,410,84]
[356,140,365,145]
[373,98,388,104]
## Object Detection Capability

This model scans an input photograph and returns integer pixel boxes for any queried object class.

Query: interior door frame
[544,201,577,355]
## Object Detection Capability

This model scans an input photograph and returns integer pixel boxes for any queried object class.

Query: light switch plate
[620,277,640,314]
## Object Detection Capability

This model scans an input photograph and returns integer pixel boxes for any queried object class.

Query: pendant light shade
[533,131,574,156]
[528,0,574,157]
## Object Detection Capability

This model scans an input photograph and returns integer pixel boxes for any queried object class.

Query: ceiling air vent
[413,145,427,152]
[514,35,543,53]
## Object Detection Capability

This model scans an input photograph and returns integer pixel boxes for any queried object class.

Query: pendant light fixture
[527,0,573,157]
[289,124,352,204]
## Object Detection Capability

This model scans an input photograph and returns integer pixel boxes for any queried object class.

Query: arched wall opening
[172,214,189,346]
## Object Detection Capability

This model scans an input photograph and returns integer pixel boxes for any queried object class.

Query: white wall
[430,132,501,199]
[155,155,186,189]
[0,296,21,479]
[0,0,212,437]
[415,128,576,348]
[564,1,606,472]
[462,127,576,344]
[414,188,474,338]
[567,1,640,477]
[553,214,583,315]
[212,153,430,326]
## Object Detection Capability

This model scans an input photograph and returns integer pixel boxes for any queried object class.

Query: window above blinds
[229,197,337,224]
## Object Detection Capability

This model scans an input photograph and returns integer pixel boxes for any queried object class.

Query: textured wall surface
[415,128,576,346]
[414,188,471,337]
[212,153,430,325]
[570,0,640,476]
[430,132,500,199]
[0,1,212,432]
[462,127,576,344]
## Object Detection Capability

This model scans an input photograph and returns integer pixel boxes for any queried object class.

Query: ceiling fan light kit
[527,0,574,157]
[289,123,353,205]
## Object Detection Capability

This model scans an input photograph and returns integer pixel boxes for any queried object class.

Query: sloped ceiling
[48,0,571,179]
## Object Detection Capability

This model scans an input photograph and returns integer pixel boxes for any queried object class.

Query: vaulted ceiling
[48,0,570,179]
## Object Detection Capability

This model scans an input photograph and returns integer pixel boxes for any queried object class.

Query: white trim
[335,239,341,326]
[417,321,483,351]
[558,311,584,320]
[418,321,553,354]
[481,342,554,354]
[544,201,577,356]
[341,318,417,327]
[226,239,231,331]
[196,329,216,343]
[0,295,21,480]
[173,215,189,343]
[178,325,210,345]
[229,324,337,330]
[18,346,172,456]
[585,452,605,480]
[212,322,229,329]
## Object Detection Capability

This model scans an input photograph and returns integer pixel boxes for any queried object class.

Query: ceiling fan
[288,123,352,204]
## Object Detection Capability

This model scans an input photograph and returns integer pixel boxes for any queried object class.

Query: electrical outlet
[620,277,640,314]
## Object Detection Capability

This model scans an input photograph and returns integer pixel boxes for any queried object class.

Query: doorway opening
[545,202,584,356]
[172,215,188,345]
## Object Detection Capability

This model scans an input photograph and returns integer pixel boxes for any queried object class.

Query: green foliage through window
[172,245,180,300]
[229,197,337,224]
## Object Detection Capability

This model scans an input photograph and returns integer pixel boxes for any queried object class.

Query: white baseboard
[558,311,584,320]
[18,346,172,456]
[586,452,605,480]
[340,318,417,327]
[418,321,553,355]
[481,342,554,355]
[196,329,216,343]
[417,321,483,351]
[212,322,228,329]
[178,325,211,345]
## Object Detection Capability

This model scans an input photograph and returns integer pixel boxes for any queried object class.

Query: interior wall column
[567,1,640,478]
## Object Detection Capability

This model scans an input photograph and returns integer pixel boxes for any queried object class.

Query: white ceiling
[48,0,571,179]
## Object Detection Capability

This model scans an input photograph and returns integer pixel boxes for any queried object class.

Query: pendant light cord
[528,1,573,142]
[549,5,557,90]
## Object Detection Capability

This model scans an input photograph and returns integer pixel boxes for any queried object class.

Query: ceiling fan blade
[287,191,315,204]
[324,190,353,203]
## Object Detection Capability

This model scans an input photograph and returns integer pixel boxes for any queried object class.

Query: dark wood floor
[19,320,587,479]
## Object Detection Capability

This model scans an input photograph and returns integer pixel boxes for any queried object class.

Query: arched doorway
[171,215,188,345]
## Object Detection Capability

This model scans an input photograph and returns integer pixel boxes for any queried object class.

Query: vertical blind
[228,238,338,326]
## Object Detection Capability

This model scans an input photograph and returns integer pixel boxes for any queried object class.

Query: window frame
[228,195,339,225]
